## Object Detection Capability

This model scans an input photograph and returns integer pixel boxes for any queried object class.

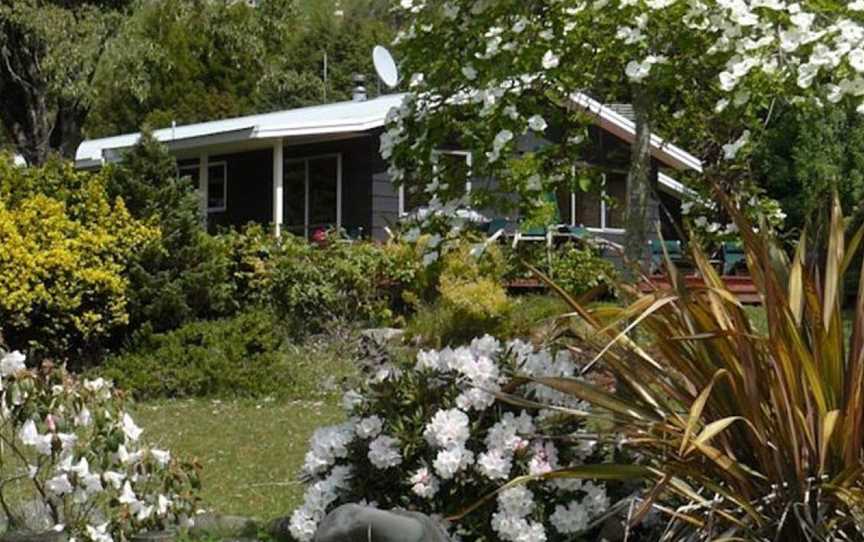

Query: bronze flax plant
[524,192,864,540]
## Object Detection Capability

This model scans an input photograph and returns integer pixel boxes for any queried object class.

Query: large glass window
[308,157,339,232]
[284,160,307,237]
[283,154,341,238]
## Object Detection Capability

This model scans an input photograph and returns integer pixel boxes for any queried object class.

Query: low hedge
[97,308,357,399]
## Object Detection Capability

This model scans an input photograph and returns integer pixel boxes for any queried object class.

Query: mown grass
[132,397,345,521]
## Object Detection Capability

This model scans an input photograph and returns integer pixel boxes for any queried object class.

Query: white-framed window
[178,161,228,213]
[282,153,342,238]
[569,173,626,234]
[398,150,473,216]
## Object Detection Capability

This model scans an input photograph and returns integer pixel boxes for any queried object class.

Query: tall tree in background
[263,0,396,107]
[754,103,864,235]
[0,0,132,165]
[86,0,299,137]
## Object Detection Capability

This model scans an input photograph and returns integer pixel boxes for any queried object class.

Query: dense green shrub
[98,309,357,399]
[407,294,568,347]
[107,132,242,333]
[503,242,616,297]
[547,245,617,296]
[0,157,158,359]
[269,236,397,336]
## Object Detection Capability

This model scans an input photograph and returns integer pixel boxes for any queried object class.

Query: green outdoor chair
[486,218,512,237]
[722,241,746,276]
[650,239,683,274]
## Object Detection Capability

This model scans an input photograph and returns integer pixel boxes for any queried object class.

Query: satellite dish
[373,45,399,89]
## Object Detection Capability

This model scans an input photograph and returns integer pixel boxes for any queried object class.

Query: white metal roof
[75,94,407,165]
[76,91,702,195]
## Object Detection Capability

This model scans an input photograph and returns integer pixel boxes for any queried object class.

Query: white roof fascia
[253,117,387,139]
[569,92,704,173]
[658,171,697,197]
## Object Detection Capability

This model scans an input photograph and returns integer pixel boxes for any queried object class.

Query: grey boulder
[314,504,450,542]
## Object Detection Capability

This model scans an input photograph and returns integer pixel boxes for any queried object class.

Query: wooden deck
[506,275,761,304]
[639,274,761,304]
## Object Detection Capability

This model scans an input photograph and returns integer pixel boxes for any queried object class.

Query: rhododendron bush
[0,349,199,540]
[290,337,641,541]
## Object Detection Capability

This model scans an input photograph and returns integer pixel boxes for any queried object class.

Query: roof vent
[352,74,367,102]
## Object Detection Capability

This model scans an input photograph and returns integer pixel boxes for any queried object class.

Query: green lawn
[132,397,345,521]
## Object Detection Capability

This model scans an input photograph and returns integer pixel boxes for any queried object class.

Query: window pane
[576,190,602,228]
[208,164,226,210]
[404,182,432,213]
[283,161,306,236]
[308,157,338,235]
[605,173,627,229]
[555,188,572,225]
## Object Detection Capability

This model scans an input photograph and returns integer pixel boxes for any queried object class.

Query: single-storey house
[75,92,702,243]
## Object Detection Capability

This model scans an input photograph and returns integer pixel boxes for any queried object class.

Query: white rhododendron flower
[477,449,512,480]
[121,413,143,442]
[19,419,53,455]
[409,467,439,498]
[0,350,26,376]
[424,408,470,448]
[355,416,383,439]
[303,422,356,475]
[368,435,403,469]
[433,445,474,479]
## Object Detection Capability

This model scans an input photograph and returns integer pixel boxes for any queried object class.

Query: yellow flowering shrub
[0,158,158,358]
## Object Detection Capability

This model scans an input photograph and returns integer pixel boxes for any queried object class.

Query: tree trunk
[624,85,653,277]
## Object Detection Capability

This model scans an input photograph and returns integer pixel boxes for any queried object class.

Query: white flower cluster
[302,422,356,475]
[291,336,610,541]
[289,466,353,542]
[491,486,546,542]
[0,350,196,542]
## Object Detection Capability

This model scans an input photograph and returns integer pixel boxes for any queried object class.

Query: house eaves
[568,92,704,173]
[76,91,702,198]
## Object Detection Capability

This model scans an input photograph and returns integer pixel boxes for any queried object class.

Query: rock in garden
[314,504,450,542]
[360,328,405,345]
